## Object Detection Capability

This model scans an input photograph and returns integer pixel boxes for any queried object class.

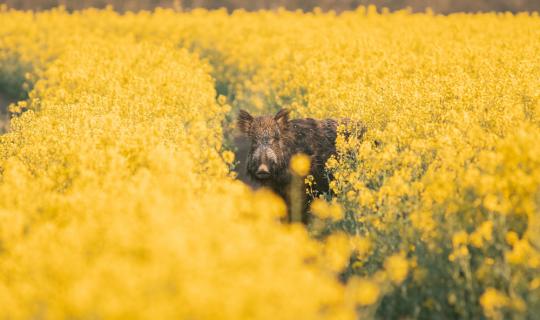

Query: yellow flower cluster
[156,8,539,319]
[0,8,360,319]
[480,288,526,320]
[1,5,540,319]
[290,153,311,176]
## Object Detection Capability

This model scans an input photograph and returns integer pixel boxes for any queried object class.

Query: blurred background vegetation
[2,0,540,13]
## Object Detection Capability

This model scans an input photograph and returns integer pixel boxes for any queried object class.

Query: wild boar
[237,108,361,222]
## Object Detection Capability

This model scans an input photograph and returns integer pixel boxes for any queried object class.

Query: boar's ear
[274,108,290,129]
[237,109,254,134]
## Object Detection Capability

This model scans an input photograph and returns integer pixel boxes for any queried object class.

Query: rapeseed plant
[1,6,540,319]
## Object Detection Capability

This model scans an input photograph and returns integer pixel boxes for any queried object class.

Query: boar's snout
[250,144,278,180]
[255,163,271,180]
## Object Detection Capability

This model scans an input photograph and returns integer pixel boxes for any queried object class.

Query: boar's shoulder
[288,118,338,154]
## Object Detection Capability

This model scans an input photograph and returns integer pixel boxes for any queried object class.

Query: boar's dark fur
[237,108,362,223]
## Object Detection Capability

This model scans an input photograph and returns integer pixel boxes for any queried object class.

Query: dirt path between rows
[0,92,15,133]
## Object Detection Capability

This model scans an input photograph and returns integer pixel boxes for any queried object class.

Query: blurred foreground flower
[290,153,311,176]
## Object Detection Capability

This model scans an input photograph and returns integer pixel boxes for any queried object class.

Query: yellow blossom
[351,278,380,306]
[452,231,469,248]
[310,198,331,219]
[324,232,352,273]
[290,153,311,176]
[480,288,509,319]
[352,236,371,257]
[384,254,409,285]
[470,221,493,248]
[505,231,519,245]
[222,150,235,164]
[329,203,345,220]
[530,278,540,290]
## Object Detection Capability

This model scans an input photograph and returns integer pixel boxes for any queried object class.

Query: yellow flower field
[0,6,539,319]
